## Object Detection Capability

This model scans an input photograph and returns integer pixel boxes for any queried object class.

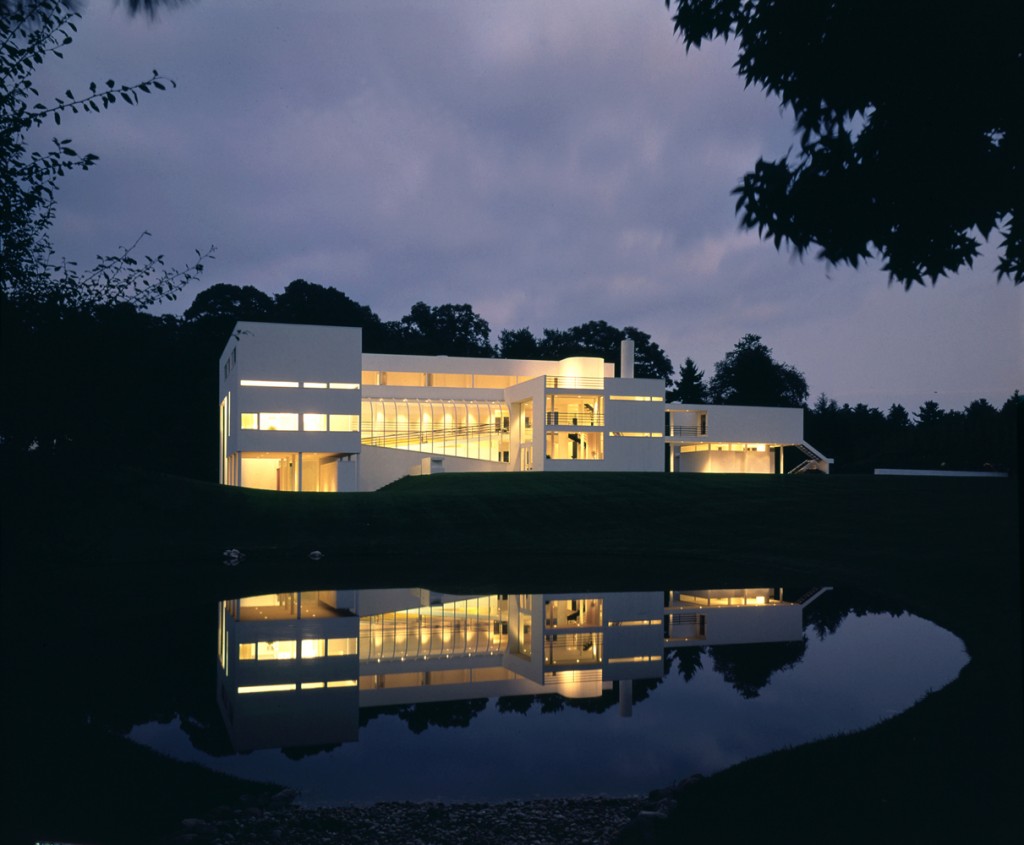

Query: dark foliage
[397,301,495,357]
[538,320,674,381]
[806,391,1021,473]
[667,356,708,403]
[666,0,1023,286]
[497,327,541,359]
[1,1,210,311]
[2,276,1017,477]
[707,639,807,699]
[708,334,808,407]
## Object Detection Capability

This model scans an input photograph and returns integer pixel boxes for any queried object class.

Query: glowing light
[238,684,296,694]
[241,380,299,388]
[301,639,326,658]
[329,414,360,432]
[258,412,299,431]
[303,382,328,389]
[303,413,328,431]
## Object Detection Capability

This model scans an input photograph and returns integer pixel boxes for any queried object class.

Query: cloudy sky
[32,0,1022,412]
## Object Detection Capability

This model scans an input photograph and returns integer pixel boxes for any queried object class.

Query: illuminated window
[609,395,659,402]
[329,382,359,390]
[301,639,326,658]
[240,413,258,430]
[239,643,256,660]
[303,382,328,389]
[257,640,297,660]
[382,371,426,387]
[329,414,360,432]
[303,413,327,431]
[609,432,659,437]
[428,373,472,388]
[545,431,604,460]
[361,371,381,386]
[240,380,299,388]
[608,655,662,664]
[238,684,296,694]
[327,637,358,656]
[326,679,358,688]
[259,412,298,431]
[300,682,325,690]
[474,374,517,389]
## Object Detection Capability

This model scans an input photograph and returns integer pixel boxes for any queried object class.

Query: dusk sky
[33,0,1022,412]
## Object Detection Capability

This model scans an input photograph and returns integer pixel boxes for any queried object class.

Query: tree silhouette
[538,320,673,381]
[183,283,273,324]
[708,639,807,699]
[667,357,708,403]
[497,327,541,360]
[708,334,808,407]
[665,0,1022,286]
[398,699,489,734]
[397,302,494,357]
[1,1,209,310]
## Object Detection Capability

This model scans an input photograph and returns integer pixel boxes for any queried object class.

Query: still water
[130,586,967,806]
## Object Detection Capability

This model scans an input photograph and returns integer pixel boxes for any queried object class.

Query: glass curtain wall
[361,595,509,661]
[361,398,511,462]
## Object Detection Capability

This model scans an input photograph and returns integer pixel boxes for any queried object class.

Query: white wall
[701,604,804,645]
[358,445,511,491]
[225,321,363,384]
[668,403,804,444]
[605,437,665,472]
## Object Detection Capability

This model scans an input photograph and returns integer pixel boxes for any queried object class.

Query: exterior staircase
[788,441,834,474]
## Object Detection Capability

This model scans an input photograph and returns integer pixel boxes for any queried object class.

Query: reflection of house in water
[217,587,830,751]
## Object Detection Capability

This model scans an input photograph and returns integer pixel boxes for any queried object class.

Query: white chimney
[620,339,635,379]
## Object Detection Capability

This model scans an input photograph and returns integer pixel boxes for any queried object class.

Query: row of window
[240,413,360,432]
[238,377,662,400]
[241,380,359,390]
[238,680,358,694]
[362,371,524,389]
[238,637,358,660]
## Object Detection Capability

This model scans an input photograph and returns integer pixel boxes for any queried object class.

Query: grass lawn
[2,459,1020,843]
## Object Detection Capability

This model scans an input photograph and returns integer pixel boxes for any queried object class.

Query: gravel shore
[161,786,695,845]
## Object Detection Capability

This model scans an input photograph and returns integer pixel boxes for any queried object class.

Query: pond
[128,585,968,806]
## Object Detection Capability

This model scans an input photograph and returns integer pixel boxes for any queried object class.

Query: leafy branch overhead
[1,0,209,310]
[666,0,1022,286]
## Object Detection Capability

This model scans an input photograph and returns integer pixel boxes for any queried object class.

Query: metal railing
[545,376,605,390]
[666,424,705,437]
[361,421,507,448]
[545,411,604,427]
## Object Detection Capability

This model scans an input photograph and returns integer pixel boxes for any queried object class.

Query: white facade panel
[668,403,803,444]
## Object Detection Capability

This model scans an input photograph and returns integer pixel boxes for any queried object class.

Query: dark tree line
[3,279,1018,481]
[805,393,1021,475]
[669,338,1020,474]
[0,280,673,481]
[183,280,674,378]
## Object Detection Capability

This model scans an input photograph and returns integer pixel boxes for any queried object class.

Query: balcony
[545,411,604,427]
[545,376,604,390]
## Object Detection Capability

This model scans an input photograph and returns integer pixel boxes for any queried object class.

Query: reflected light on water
[130,585,968,806]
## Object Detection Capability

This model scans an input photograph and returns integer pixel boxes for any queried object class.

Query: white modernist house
[218,321,830,493]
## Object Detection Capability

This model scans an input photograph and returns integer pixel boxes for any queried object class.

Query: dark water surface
[129,586,967,806]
